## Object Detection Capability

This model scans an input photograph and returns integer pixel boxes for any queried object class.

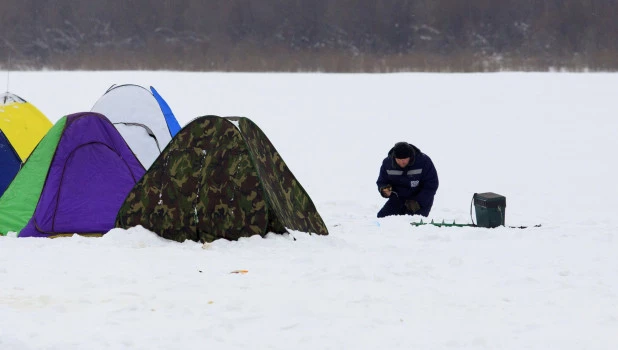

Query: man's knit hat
[393,142,413,159]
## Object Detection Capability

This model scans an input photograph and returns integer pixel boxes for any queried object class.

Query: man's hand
[380,185,392,198]
[405,199,421,213]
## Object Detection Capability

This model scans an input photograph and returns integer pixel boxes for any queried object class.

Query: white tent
[91,84,173,169]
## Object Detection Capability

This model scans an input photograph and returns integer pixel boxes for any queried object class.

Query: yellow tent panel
[0,92,52,161]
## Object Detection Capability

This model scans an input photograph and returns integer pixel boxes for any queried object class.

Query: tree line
[1,0,617,71]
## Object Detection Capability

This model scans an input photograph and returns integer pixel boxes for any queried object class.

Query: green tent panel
[234,117,329,237]
[0,117,66,235]
[115,115,328,243]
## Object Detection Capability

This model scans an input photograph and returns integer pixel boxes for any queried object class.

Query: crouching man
[376,141,439,218]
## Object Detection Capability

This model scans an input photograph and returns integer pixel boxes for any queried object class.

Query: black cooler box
[473,192,506,228]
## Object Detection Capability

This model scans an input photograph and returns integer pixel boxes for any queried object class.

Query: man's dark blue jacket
[376,143,439,217]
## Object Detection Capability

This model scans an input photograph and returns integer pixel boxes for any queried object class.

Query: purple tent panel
[20,112,145,237]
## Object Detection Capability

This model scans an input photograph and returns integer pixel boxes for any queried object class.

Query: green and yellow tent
[0,92,52,197]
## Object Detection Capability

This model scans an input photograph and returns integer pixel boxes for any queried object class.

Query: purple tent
[20,112,145,237]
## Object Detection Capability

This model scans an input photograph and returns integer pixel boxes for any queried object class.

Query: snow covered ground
[1,71,617,349]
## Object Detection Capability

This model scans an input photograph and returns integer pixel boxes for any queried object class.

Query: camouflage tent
[115,115,328,243]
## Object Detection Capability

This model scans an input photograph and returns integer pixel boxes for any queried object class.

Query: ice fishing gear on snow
[471,192,506,228]
[411,192,541,229]
[410,219,474,227]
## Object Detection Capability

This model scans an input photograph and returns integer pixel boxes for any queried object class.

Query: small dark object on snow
[473,192,506,228]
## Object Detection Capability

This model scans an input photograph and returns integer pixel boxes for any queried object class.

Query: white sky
[1,72,617,349]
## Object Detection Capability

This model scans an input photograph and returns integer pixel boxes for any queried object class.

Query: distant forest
[1,0,617,72]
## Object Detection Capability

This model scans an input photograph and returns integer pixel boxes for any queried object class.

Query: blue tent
[0,132,21,196]
[151,86,181,137]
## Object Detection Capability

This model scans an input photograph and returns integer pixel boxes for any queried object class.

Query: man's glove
[379,184,392,198]
[405,199,421,213]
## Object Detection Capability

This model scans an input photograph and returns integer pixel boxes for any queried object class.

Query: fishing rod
[6,54,10,93]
